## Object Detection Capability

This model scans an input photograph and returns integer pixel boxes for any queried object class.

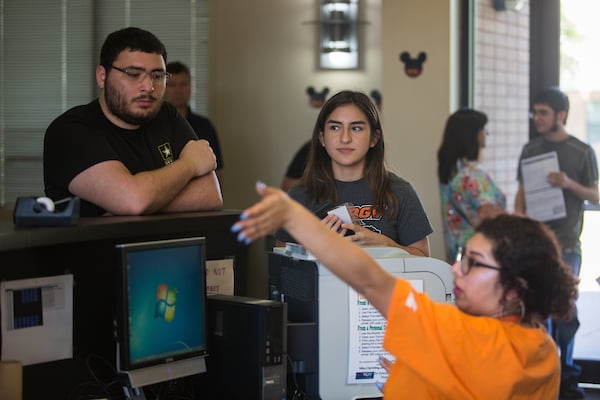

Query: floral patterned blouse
[439,159,506,261]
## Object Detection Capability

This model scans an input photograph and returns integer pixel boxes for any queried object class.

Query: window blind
[0,0,209,205]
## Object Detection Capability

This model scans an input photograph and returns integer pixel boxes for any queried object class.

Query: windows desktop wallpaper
[125,245,207,366]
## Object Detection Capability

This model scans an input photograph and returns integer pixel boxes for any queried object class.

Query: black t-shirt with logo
[44,99,197,216]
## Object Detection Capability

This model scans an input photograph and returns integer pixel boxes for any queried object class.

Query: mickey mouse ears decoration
[370,90,382,111]
[306,86,330,108]
[400,51,427,78]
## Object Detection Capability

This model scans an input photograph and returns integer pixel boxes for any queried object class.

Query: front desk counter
[0,210,248,399]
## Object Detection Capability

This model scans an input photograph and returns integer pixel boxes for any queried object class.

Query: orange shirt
[383,280,559,399]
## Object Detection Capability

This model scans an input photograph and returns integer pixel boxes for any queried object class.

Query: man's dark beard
[537,116,559,134]
[550,118,559,132]
[104,81,161,126]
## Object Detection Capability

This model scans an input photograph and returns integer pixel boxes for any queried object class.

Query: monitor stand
[122,384,147,400]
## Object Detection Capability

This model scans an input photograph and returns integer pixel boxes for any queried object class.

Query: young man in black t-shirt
[44,27,222,217]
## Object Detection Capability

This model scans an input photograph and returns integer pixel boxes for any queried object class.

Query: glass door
[561,0,600,384]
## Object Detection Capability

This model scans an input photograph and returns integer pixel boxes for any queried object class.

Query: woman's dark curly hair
[475,214,578,321]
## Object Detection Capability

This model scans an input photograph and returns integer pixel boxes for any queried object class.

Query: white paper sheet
[346,280,423,385]
[521,151,567,222]
[205,258,234,295]
[327,204,355,224]
[1,274,73,366]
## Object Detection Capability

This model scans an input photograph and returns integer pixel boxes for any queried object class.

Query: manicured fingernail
[256,181,266,190]
[240,212,250,220]
[231,223,242,233]
[375,381,384,391]
[236,232,247,242]
[244,237,253,245]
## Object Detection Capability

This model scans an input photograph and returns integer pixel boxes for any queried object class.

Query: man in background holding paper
[515,87,599,399]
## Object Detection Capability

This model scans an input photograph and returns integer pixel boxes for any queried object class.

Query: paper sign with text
[206,258,234,295]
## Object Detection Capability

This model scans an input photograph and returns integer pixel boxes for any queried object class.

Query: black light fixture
[319,0,359,69]
[492,0,525,11]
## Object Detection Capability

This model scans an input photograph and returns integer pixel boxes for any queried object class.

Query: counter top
[0,209,242,252]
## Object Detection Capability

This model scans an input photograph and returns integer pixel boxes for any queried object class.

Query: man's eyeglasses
[455,246,501,275]
[529,109,552,119]
[111,65,171,84]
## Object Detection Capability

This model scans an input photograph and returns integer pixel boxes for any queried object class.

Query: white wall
[380,1,457,261]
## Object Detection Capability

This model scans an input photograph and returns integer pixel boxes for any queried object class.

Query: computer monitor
[115,237,209,392]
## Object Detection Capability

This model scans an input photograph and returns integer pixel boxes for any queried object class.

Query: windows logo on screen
[154,283,177,322]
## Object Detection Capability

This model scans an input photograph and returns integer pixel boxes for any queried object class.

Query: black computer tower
[205,294,287,400]
[268,253,320,400]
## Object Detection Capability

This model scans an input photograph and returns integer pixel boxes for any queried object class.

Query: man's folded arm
[68,156,220,215]
[159,172,223,213]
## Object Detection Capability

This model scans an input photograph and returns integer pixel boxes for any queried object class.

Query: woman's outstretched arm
[232,182,397,316]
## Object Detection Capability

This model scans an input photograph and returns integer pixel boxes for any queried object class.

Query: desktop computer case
[206,294,287,400]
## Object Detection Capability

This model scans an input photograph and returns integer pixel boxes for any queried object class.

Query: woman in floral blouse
[437,109,506,262]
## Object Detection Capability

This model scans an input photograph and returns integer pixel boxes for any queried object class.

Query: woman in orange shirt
[232,182,578,399]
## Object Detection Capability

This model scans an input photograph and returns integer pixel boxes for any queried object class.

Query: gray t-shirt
[276,173,433,246]
[517,135,598,250]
